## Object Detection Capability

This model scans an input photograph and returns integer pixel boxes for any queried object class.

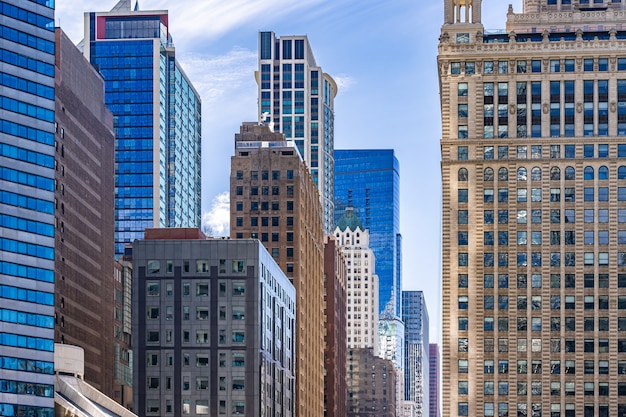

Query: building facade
[334,149,401,318]
[54,27,116,399]
[440,1,626,416]
[83,0,202,257]
[257,31,337,233]
[402,291,430,417]
[428,343,440,417]
[334,209,380,354]
[131,231,296,417]
[113,258,133,409]
[229,122,325,417]
[323,237,347,417]
[0,1,56,416]
[346,348,397,417]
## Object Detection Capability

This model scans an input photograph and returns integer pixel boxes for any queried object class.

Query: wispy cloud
[333,74,356,94]
[202,192,230,237]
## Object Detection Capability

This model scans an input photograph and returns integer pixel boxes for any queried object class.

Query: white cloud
[202,192,230,237]
[333,74,356,94]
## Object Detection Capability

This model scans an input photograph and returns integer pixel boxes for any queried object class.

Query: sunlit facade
[440,1,626,416]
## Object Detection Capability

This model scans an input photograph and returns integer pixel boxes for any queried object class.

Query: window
[458,83,468,96]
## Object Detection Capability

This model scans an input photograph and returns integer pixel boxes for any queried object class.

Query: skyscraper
[131,230,296,417]
[54,27,116,399]
[0,1,55,416]
[229,122,325,417]
[83,0,202,257]
[334,149,401,317]
[440,1,626,416]
[257,31,337,233]
[402,291,430,417]
[334,208,380,355]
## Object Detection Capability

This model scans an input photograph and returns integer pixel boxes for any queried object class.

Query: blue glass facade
[87,10,201,257]
[334,149,401,317]
[0,1,55,416]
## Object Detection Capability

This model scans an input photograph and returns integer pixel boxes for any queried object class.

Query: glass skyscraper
[257,32,337,233]
[0,1,56,416]
[84,0,202,257]
[334,149,401,317]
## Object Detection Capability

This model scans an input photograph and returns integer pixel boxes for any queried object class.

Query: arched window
[619,166,626,180]
[531,167,542,181]
[598,166,609,180]
[517,167,527,181]
[484,168,494,182]
[458,168,468,181]
[584,166,594,180]
[550,167,561,181]
[499,168,508,181]
[565,166,575,180]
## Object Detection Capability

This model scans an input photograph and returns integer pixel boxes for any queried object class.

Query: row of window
[458,272,626,289]
[0,332,53,352]
[461,166,626,183]
[147,305,245,321]
[0,355,53,375]
[0,24,54,55]
[0,1,54,32]
[458,402,621,417]
[462,230,626,246]
[146,375,245,392]
[146,259,247,276]
[234,200,294,212]
[458,251,621,267]
[463,294,624,311]
[147,281,245,296]
[461,186,626,204]
[464,316,626,332]
[0,404,53,417]
[0,261,53,284]
[460,208,626,224]
[146,399,245,415]
[147,329,245,344]
[458,143,626,162]
[234,185,295,196]
[147,351,248,368]
[450,57,626,76]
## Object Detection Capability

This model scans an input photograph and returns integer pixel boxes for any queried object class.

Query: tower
[0,1,56,416]
[440,1,626,417]
[83,2,202,257]
[230,123,325,417]
[257,32,337,234]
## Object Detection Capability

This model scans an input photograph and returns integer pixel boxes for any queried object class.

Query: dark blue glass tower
[85,1,202,257]
[0,0,56,416]
[334,149,401,317]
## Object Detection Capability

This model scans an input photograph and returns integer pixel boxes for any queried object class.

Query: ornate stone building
[440,1,626,416]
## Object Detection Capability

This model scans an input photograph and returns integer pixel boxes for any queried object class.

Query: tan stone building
[346,348,397,417]
[230,122,325,417]
[439,1,626,417]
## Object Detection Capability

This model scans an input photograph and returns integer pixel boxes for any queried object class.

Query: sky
[56,0,523,342]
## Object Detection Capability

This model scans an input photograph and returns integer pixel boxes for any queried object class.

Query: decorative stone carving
[576,102,583,113]
[543,103,549,114]
[611,102,617,113]
[509,104,516,115]
[576,57,583,72]
[440,32,450,43]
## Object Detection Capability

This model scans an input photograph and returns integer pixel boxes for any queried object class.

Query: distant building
[230,122,325,417]
[0,2,56,416]
[429,344,440,417]
[83,0,202,257]
[323,237,347,417]
[113,258,133,409]
[334,149,401,318]
[334,208,380,354]
[378,316,405,414]
[347,348,397,417]
[402,291,430,417]
[257,31,337,234]
[54,27,116,400]
[131,230,296,417]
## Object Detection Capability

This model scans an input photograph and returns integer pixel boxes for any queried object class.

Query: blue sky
[56,0,523,341]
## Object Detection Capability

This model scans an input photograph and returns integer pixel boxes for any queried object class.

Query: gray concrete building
[131,229,296,417]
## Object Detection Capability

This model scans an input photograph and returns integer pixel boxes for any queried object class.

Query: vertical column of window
[517,82,528,138]
[282,63,292,89]
[282,39,292,59]
[260,64,271,90]
[294,63,304,89]
[550,81,561,137]
[458,82,469,139]
[498,82,508,138]
[618,80,626,136]
[564,81,575,136]
[583,80,594,136]
[282,90,292,138]
[484,82,494,138]
[598,80,608,136]
[531,81,542,137]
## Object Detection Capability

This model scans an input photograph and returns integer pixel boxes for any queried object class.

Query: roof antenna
[134,0,139,11]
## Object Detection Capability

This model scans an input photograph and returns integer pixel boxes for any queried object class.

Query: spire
[336,207,364,232]
[110,0,131,12]
[134,1,139,11]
